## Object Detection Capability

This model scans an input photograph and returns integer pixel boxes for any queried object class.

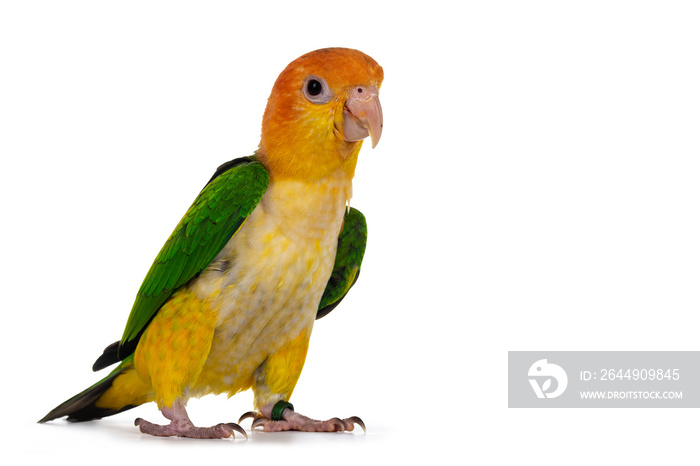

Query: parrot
[39,47,383,439]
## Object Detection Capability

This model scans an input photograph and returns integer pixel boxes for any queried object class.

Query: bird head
[258,48,384,181]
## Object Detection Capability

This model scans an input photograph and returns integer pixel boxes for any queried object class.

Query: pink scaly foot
[135,403,247,439]
[240,402,365,433]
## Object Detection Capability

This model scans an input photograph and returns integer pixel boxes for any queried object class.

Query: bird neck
[257,130,362,183]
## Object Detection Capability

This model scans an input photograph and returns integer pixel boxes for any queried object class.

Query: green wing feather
[122,157,268,347]
[317,207,367,319]
[100,157,269,365]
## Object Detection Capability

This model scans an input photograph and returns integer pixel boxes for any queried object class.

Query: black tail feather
[39,368,136,423]
[92,341,120,372]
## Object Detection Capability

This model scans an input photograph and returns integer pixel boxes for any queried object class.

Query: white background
[1,0,699,464]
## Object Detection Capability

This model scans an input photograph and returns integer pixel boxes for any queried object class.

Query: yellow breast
[187,169,351,397]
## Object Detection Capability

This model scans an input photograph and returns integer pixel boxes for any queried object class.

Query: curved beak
[343,86,383,148]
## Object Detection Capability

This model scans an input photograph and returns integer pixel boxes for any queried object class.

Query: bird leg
[135,402,246,439]
[241,402,365,433]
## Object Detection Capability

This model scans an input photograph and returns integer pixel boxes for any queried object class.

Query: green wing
[93,156,269,370]
[317,207,367,320]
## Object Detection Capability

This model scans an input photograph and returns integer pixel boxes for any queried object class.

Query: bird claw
[226,422,248,439]
[329,417,345,431]
[239,411,270,431]
[238,411,264,424]
[251,417,269,430]
[327,416,365,432]
[346,416,366,433]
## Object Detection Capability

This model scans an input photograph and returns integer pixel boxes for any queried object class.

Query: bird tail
[39,357,151,423]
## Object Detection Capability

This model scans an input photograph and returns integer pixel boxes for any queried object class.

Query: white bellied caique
[39,47,383,438]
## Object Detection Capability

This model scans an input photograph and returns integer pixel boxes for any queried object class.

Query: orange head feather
[257,48,384,181]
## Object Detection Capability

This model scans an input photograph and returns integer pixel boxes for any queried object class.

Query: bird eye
[307,79,322,96]
[302,76,331,104]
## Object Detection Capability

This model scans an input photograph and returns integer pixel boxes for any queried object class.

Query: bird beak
[343,86,383,148]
